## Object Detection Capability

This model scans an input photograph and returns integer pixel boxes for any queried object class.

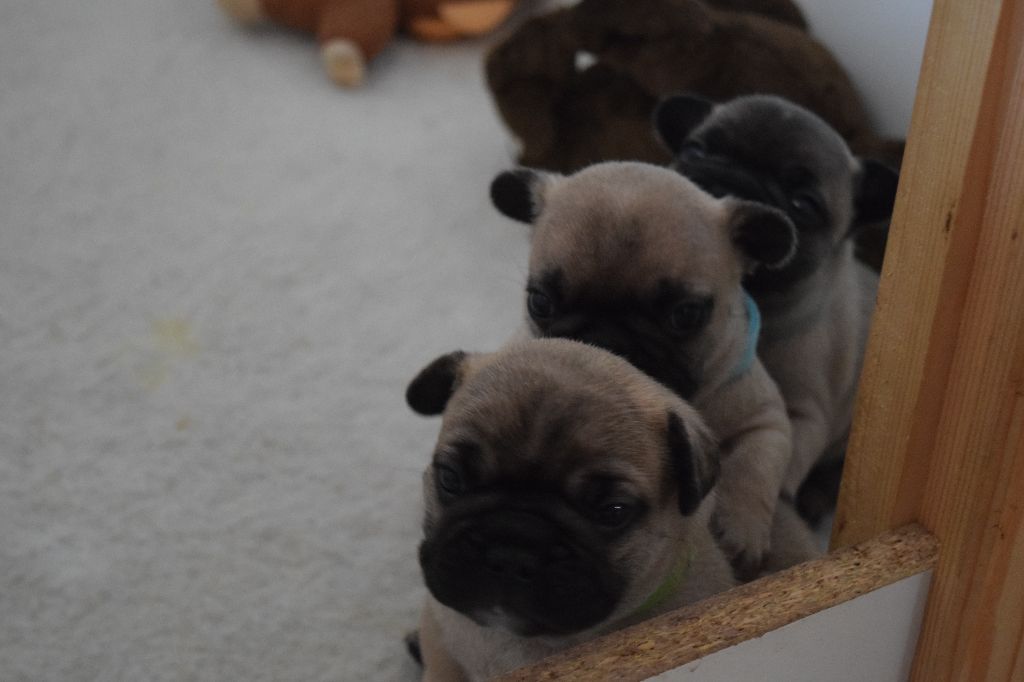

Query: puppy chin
[468,607,542,637]
[420,546,620,637]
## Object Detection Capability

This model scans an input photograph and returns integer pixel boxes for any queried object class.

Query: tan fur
[695,360,792,564]
[518,162,795,570]
[760,497,822,576]
[761,247,878,499]
[414,339,736,680]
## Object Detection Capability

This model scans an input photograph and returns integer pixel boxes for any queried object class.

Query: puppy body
[406,340,736,680]
[491,162,798,571]
[757,244,877,499]
[654,95,898,506]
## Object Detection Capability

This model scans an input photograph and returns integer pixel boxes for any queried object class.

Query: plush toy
[486,0,903,174]
[219,0,518,86]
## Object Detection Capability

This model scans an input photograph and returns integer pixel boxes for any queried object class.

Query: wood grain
[909,1,1024,677]
[831,0,1024,678]
[498,525,937,682]
[831,0,1009,550]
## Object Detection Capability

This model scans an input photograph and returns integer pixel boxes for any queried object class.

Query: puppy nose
[483,546,543,583]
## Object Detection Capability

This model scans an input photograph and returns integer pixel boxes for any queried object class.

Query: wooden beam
[833,0,1024,678]
[911,0,1024,676]
[831,0,1009,549]
[499,526,937,682]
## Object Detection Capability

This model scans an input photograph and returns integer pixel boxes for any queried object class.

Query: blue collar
[730,291,761,381]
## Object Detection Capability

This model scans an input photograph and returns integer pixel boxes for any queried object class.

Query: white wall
[651,571,933,682]
[797,1,934,137]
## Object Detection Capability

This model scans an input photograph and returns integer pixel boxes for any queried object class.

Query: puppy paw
[711,504,773,580]
[320,39,366,87]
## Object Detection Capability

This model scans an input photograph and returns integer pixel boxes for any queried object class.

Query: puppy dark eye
[527,290,554,319]
[680,140,707,159]
[592,502,636,528]
[669,301,711,332]
[790,191,823,217]
[434,464,464,497]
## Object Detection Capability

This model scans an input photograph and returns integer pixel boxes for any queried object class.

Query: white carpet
[0,2,538,679]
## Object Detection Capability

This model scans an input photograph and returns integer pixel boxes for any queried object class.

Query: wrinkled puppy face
[407,341,718,637]
[491,162,795,399]
[655,94,899,295]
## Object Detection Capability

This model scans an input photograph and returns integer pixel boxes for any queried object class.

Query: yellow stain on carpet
[152,318,199,356]
[138,318,199,390]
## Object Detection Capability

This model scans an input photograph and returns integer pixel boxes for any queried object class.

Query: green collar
[629,545,696,621]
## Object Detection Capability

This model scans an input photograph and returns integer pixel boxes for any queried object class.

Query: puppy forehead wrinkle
[707,97,854,175]
[535,166,732,287]
[566,455,653,493]
[551,161,719,217]
[440,345,675,475]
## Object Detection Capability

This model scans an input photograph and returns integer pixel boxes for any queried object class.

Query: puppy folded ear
[406,351,469,416]
[667,410,719,516]
[854,159,900,225]
[727,199,798,271]
[653,94,714,154]
[490,169,554,224]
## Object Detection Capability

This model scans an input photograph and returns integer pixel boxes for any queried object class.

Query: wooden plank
[965,409,1024,680]
[498,525,937,682]
[830,0,1024,678]
[909,1,1024,676]
[831,0,1008,549]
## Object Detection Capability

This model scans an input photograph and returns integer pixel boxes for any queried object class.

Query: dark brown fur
[485,0,903,175]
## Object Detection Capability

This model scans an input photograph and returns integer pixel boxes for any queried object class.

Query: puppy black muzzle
[543,320,700,399]
[674,159,779,208]
[556,324,634,362]
[420,506,622,636]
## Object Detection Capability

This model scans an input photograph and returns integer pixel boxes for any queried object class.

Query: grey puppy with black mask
[405,339,735,681]
[490,161,799,575]
[654,94,899,519]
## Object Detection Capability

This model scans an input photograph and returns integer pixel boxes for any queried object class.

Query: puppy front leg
[711,417,791,578]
